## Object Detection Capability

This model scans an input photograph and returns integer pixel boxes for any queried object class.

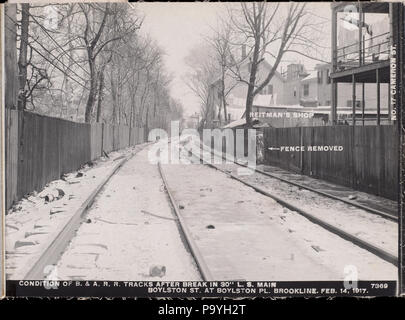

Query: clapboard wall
[263,125,399,200]
[5,110,146,210]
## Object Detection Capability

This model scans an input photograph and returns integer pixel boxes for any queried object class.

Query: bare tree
[207,21,239,124]
[17,4,30,110]
[9,2,182,131]
[77,3,142,122]
[184,44,218,129]
[228,3,327,126]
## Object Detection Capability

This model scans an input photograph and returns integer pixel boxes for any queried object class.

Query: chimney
[241,44,246,60]
[286,63,308,81]
[286,64,295,81]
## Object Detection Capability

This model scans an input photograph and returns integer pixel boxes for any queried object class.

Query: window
[317,71,323,84]
[346,100,361,109]
[326,69,331,84]
[303,84,309,96]
[268,84,273,95]
[261,84,273,95]
[293,88,297,97]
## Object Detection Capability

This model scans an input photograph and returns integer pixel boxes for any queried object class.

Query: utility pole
[4,4,18,109]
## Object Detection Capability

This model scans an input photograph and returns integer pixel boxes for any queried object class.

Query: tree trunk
[64,15,74,118]
[133,72,141,127]
[222,97,228,123]
[221,73,228,123]
[5,4,19,110]
[117,73,122,124]
[139,81,150,127]
[85,59,97,122]
[245,36,260,127]
[96,68,105,122]
[145,107,149,134]
[110,67,118,124]
[17,3,30,111]
[129,94,134,128]
[245,86,254,126]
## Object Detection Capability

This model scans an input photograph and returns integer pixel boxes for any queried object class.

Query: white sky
[137,2,332,116]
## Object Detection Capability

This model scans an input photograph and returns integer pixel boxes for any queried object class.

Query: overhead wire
[4,12,90,90]
[28,12,91,77]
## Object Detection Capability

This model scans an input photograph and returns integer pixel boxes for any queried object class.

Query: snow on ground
[214,162,397,257]
[6,137,397,283]
[196,141,397,257]
[55,146,201,281]
[256,164,397,216]
[5,146,143,280]
[158,140,397,281]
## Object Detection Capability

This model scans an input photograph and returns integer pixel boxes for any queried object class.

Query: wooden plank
[5,110,19,209]
[90,123,102,160]
[5,110,10,208]
[8,111,147,208]
[377,69,381,125]
[262,125,398,200]
[17,111,28,198]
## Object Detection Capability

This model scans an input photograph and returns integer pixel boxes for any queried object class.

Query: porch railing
[333,31,390,72]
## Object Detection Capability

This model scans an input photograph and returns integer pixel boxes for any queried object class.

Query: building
[220,58,391,127]
[282,63,311,105]
[223,61,320,127]
[330,2,396,125]
[225,59,287,122]
[300,70,319,108]
[184,112,200,129]
[209,5,394,129]
[309,63,389,124]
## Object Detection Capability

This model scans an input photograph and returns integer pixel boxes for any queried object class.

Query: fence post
[299,127,303,173]
[101,123,104,156]
[351,125,355,188]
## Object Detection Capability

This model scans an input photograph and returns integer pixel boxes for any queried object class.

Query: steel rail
[203,144,396,222]
[157,161,214,281]
[236,161,396,221]
[190,147,398,267]
[23,144,150,280]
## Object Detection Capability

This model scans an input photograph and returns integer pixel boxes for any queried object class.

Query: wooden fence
[5,110,146,210]
[263,125,399,200]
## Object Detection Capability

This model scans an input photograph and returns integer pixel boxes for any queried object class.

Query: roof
[230,92,304,109]
[301,70,318,82]
[223,118,247,129]
[222,118,261,129]
[253,94,274,107]
[253,104,304,109]
[212,58,285,85]
[335,108,389,115]
[260,60,285,82]
[332,2,389,14]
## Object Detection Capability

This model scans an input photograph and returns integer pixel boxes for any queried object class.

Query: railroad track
[157,161,213,281]
[181,141,397,267]
[22,144,151,280]
[203,143,397,222]
[21,138,397,281]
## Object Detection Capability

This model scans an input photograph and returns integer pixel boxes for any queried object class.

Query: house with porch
[330,2,394,125]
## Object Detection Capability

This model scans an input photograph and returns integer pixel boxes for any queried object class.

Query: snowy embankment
[166,139,397,281]
[55,146,201,281]
[6,146,142,280]
[196,140,397,258]
[232,166,398,256]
